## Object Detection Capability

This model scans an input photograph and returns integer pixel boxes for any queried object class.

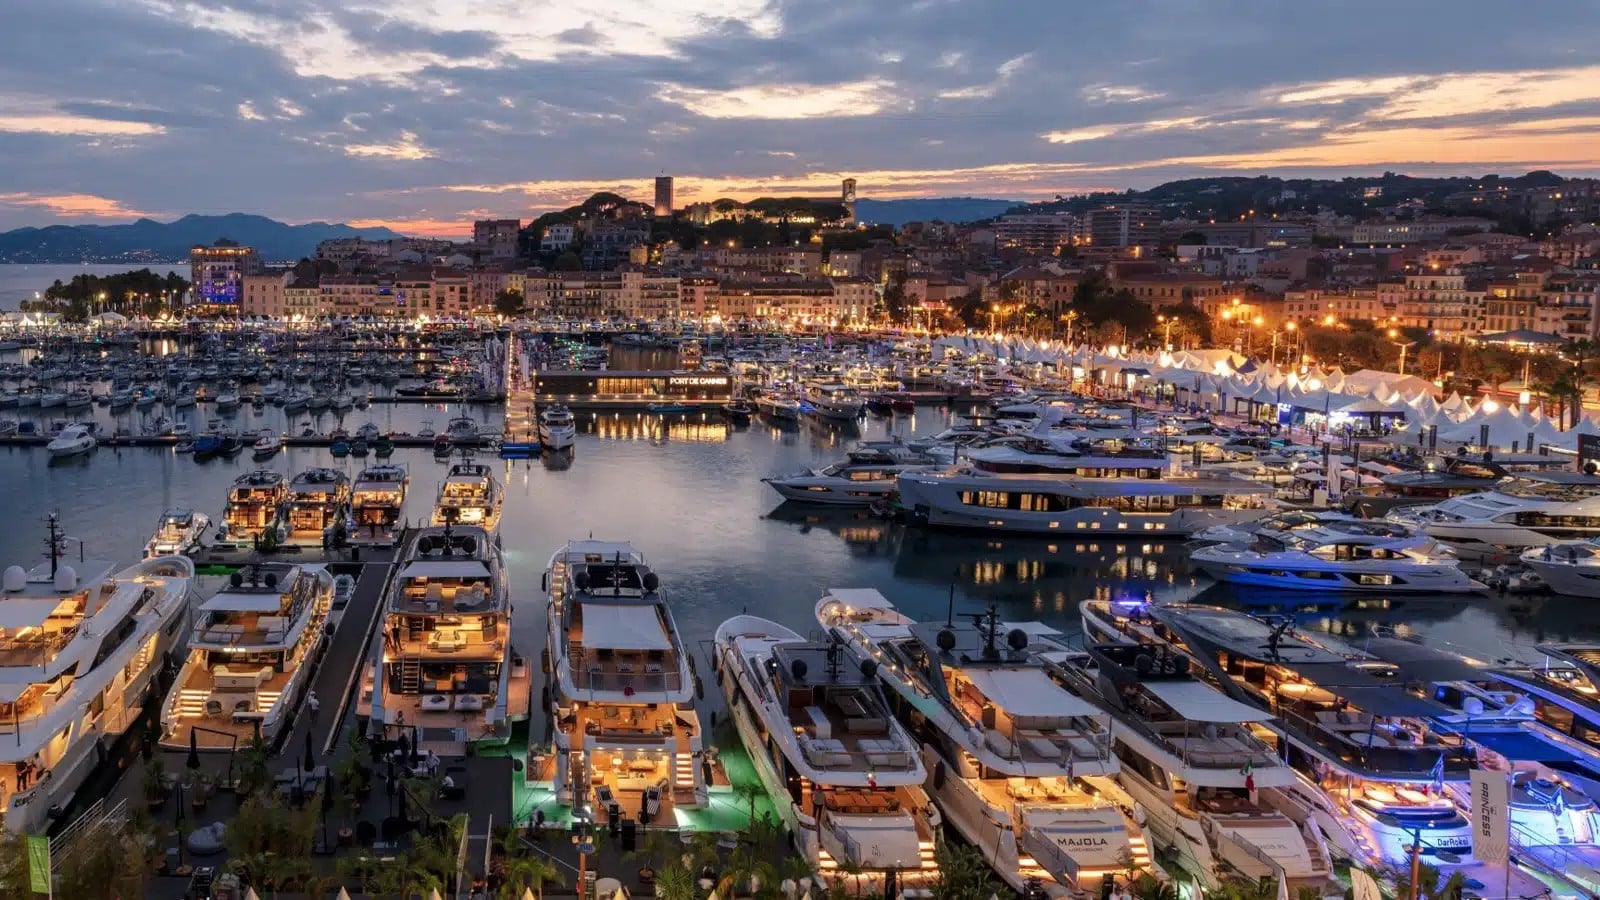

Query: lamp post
[1157,314,1174,350]
[1387,328,1416,375]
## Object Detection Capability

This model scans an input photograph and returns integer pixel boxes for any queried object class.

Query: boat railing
[572,662,684,695]
[1509,816,1600,896]
[1273,706,1470,777]
[0,628,79,668]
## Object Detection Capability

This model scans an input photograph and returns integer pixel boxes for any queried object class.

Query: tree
[493,289,524,318]
[882,270,910,324]
[929,836,1002,900]
[552,251,582,271]
[733,779,765,825]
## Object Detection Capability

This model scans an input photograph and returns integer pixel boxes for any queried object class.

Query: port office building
[532,370,732,408]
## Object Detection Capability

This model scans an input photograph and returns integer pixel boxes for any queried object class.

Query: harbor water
[0,367,1594,699]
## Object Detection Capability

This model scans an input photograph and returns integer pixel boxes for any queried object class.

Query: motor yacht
[1520,540,1600,597]
[538,404,576,451]
[214,384,241,411]
[805,383,866,420]
[354,422,381,442]
[282,388,310,412]
[360,526,527,747]
[251,428,281,456]
[754,392,802,420]
[445,416,480,443]
[285,467,352,544]
[144,508,210,558]
[1388,473,1600,557]
[764,459,936,506]
[0,517,194,832]
[1080,601,1478,869]
[45,423,96,458]
[64,389,91,410]
[1048,640,1340,894]
[431,461,502,530]
[540,540,711,816]
[896,460,1272,536]
[37,390,65,409]
[159,563,333,749]
[351,464,408,542]
[819,589,1154,897]
[1190,520,1483,593]
[218,470,288,545]
[1189,510,1358,546]
[714,616,938,892]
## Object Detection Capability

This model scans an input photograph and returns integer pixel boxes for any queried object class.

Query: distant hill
[853,198,1018,226]
[0,214,406,263]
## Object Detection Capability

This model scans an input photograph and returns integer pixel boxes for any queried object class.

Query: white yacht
[1389,474,1600,556]
[351,464,408,543]
[541,541,710,813]
[159,563,333,749]
[144,508,210,558]
[46,423,96,458]
[218,470,288,545]
[1052,638,1340,895]
[538,404,577,451]
[805,383,866,421]
[755,392,802,420]
[1191,520,1484,593]
[445,416,481,443]
[764,459,935,506]
[432,461,502,530]
[361,526,528,747]
[897,462,1272,536]
[286,468,352,544]
[1190,510,1358,546]
[714,616,939,892]
[0,518,194,833]
[819,589,1154,897]
[251,428,281,455]
[1522,540,1600,597]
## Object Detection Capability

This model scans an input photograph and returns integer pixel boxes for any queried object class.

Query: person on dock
[307,691,320,721]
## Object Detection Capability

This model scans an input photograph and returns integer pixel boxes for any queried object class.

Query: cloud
[1042,126,1122,145]
[1082,84,1165,104]
[0,192,151,218]
[938,53,1030,100]
[657,80,897,119]
[342,130,435,160]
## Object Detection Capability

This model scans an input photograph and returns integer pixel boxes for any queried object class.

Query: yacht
[819,589,1154,896]
[159,563,333,749]
[251,428,281,456]
[1049,640,1340,895]
[144,508,210,558]
[805,383,866,421]
[714,615,939,891]
[351,464,408,541]
[1190,520,1483,593]
[218,470,289,544]
[896,463,1272,536]
[754,392,802,421]
[0,517,194,833]
[214,385,241,412]
[1389,473,1600,556]
[445,416,480,443]
[541,541,711,816]
[431,461,502,530]
[538,404,576,451]
[1080,601,1476,869]
[764,459,936,506]
[361,526,527,746]
[45,423,96,458]
[1521,540,1600,597]
[285,468,353,544]
[282,388,310,412]
[1189,510,1358,546]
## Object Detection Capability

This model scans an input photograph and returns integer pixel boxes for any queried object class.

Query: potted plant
[143,755,168,810]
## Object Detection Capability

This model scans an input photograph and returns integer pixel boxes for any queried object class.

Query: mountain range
[0,214,404,264]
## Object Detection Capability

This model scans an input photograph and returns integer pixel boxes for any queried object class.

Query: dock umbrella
[319,772,336,851]
[187,729,201,772]
[336,889,352,900]
[303,729,315,772]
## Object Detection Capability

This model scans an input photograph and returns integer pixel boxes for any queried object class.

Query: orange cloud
[0,192,151,218]
[346,217,473,239]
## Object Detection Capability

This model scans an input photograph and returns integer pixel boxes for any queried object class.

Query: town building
[654,176,674,217]
[190,241,262,310]
[240,271,289,318]
[1085,203,1160,253]
[994,213,1077,254]
[1349,218,1495,245]
[473,219,521,261]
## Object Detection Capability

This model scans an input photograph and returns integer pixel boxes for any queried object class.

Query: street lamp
[1387,328,1416,375]
[1157,314,1174,350]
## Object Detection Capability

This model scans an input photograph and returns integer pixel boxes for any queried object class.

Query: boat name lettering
[1056,837,1111,848]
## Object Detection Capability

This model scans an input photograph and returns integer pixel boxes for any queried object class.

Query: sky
[3,0,1600,238]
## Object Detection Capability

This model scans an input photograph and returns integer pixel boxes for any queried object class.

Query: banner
[1470,767,1510,866]
[27,833,50,896]
[1350,868,1382,900]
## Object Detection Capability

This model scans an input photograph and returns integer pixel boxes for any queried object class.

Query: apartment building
[1400,270,1486,338]
[995,213,1078,254]
[241,272,289,318]
[1282,287,1395,324]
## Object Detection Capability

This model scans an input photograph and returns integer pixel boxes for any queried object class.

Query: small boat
[537,404,576,451]
[350,438,369,458]
[192,433,224,457]
[330,440,350,458]
[433,433,452,456]
[146,416,176,437]
[0,419,18,437]
[645,402,694,415]
[890,394,917,413]
[46,423,96,458]
[144,508,210,557]
[417,420,437,439]
[175,438,196,454]
[252,428,281,457]
[64,389,93,410]
[173,422,193,438]
[720,399,755,423]
[355,422,381,442]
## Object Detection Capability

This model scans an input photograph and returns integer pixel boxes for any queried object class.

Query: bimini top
[1143,680,1273,723]
[581,603,671,651]
[961,667,1099,719]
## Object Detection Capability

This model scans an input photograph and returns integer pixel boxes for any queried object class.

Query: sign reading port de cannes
[1470,767,1509,866]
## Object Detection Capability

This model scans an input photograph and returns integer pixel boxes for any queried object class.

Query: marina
[4,325,1600,898]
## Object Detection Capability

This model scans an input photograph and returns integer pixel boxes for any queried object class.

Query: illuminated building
[654,175,675,217]
[189,241,262,311]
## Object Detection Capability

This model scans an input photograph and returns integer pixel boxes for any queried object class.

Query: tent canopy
[0,597,68,631]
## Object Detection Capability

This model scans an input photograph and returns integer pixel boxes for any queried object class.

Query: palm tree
[651,858,698,900]
[733,779,766,825]
[1128,872,1177,900]
[500,854,564,900]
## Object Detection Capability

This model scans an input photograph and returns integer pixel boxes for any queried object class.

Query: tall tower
[654,176,675,217]
[841,177,857,225]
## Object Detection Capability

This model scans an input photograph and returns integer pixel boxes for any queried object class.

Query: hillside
[0,214,405,263]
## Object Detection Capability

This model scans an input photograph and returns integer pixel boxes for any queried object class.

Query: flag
[1429,753,1446,789]
[27,833,50,895]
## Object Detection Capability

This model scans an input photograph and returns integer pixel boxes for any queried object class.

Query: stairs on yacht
[401,657,421,694]
[175,688,210,717]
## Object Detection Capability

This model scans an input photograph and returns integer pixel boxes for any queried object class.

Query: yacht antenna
[945,581,955,628]
[825,633,843,682]
[981,596,1000,660]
